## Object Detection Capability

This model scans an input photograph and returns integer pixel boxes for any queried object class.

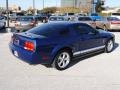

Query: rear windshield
[17,17,34,21]
[27,23,68,37]
[78,17,92,21]
[107,17,120,21]
[49,17,64,21]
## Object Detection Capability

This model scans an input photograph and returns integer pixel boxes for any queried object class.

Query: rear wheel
[52,50,71,70]
[105,39,114,53]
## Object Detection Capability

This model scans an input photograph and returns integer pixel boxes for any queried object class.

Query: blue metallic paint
[9,22,115,65]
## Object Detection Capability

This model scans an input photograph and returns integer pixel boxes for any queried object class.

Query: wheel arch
[50,46,73,64]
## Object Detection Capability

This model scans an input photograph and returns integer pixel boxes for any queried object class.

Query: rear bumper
[109,25,120,30]
[15,25,34,31]
[9,43,50,64]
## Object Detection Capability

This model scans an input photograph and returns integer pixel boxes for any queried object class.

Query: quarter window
[73,24,96,35]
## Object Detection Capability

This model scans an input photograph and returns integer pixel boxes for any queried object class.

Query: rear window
[49,17,64,21]
[78,17,92,21]
[107,17,120,21]
[17,17,34,21]
[27,23,68,37]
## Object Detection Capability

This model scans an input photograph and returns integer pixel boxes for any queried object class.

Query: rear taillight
[24,41,34,51]
[111,21,120,24]
[29,23,34,26]
[29,21,35,26]
[15,23,18,26]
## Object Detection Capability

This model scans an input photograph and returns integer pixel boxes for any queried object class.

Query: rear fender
[50,45,73,63]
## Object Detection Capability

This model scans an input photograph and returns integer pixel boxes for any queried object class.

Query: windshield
[27,23,67,37]
[17,17,34,21]
[107,17,120,21]
[49,17,64,21]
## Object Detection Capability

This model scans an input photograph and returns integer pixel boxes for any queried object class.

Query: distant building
[61,0,92,13]
[61,0,104,13]
[102,7,120,14]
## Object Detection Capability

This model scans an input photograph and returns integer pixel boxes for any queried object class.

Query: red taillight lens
[111,21,120,24]
[29,23,34,26]
[15,23,18,26]
[24,41,34,51]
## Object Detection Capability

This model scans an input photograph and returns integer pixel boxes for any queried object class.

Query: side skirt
[73,46,105,60]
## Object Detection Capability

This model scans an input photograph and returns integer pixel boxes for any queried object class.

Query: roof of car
[49,16,65,18]
[18,16,34,18]
[47,21,88,26]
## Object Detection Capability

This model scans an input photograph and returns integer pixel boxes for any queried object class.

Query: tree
[117,9,120,13]
[27,6,34,15]
[18,6,21,11]
[59,7,80,13]
[95,1,105,13]
[41,7,58,13]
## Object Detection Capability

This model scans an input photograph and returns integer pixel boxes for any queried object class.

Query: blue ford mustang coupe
[9,22,115,70]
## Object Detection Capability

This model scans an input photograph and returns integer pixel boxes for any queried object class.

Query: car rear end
[107,17,120,30]
[15,16,36,32]
[76,16,96,28]
[111,13,120,19]
[48,16,66,23]
[9,32,50,64]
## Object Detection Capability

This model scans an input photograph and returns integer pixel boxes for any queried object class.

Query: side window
[74,24,95,35]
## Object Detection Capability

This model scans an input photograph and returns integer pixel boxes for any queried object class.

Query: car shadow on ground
[68,42,119,70]
[42,43,119,69]
[113,43,119,51]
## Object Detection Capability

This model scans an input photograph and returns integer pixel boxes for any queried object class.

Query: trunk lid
[12,32,46,51]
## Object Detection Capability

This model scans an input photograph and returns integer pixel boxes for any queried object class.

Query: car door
[74,24,105,55]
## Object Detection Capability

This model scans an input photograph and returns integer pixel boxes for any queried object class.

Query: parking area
[0,31,120,90]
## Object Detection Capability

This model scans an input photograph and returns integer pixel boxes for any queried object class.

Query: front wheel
[105,39,114,53]
[52,50,72,70]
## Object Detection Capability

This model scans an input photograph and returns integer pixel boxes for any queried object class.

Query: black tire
[105,39,114,53]
[52,50,72,70]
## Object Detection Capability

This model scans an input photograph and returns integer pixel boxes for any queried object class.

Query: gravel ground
[0,32,120,90]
